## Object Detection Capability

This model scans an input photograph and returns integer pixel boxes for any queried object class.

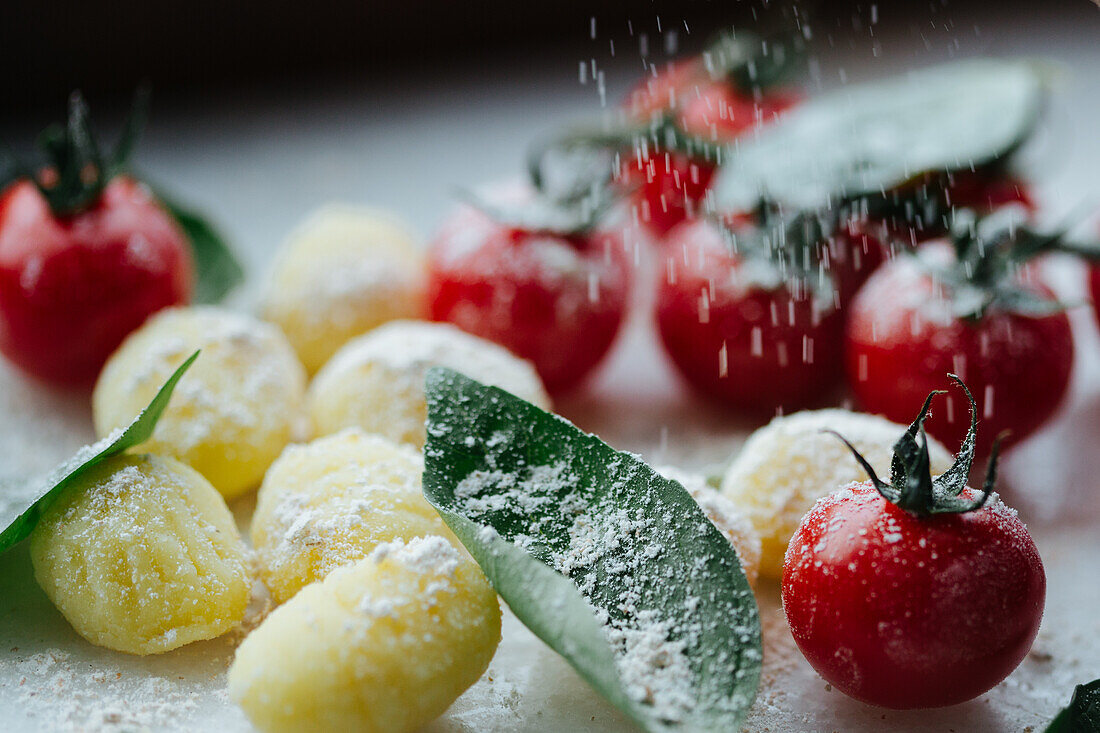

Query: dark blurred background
[3,0,1093,113]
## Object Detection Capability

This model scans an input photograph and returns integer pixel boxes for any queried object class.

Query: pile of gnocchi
[16,204,962,733]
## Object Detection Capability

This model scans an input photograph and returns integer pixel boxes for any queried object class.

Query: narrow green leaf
[1045,679,1100,732]
[423,368,762,732]
[0,351,199,554]
[713,58,1046,211]
[159,194,244,303]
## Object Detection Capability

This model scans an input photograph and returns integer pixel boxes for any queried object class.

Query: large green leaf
[423,368,762,732]
[712,58,1046,211]
[0,351,199,553]
[1045,679,1100,732]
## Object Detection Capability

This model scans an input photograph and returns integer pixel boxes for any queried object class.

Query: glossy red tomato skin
[621,73,800,236]
[0,177,194,386]
[619,152,717,236]
[623,60,702,121]
[655,219,844,413]
[783,482,1045,709]
[845,244,1073,457]
[427,205,630,393]
[676,81,800,141]
[945,172,1035,214]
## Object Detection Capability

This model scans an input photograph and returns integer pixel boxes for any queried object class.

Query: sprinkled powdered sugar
[102,307,306,454]
[719,408,956,578]
[654,465,762,584]
[445,443,760,726]
[309,320,550,446]
[263,451,423,575]
[722,409,954,519]
[318,321,546,394]
[0,649,210,732]
[289,257,423,330]
[353,537,464,619]
[29,427,125,497]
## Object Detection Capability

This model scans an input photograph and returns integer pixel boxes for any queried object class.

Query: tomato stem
[828,374,1002,517]
[3,87,149,217]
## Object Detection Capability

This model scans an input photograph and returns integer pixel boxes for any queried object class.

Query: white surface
[3,6,1100,731]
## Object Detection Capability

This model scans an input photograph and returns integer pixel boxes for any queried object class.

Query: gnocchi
[29,453,251,655]
[93,306,308,500]
[720,409,954,579]
[262,205,427,374]
[251,428,454,604]
[228,536,501,733]
[308,320,550,447]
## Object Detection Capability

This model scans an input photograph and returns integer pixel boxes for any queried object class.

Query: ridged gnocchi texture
[308,320,550,447]
[228,536,501,733]
[252,429,454,604]
[720,409,954,579]
[261,205,427,374]
[93,306,308,500]
[29,454,250,655]
[655,465,762,586]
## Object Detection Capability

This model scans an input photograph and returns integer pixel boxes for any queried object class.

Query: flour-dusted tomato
[428,196,630,393]
[623,59,702,122]
[846,214,1075,457]
[618,33,803,236]
[783,379,1045,709]
[532,31,805,237]
[0,93,196,386]
[655,218,844,413]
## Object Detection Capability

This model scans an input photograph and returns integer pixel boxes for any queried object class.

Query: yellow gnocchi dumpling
[252,428,454,604]
[93,306,308,500]
[656,465,762,586]
[228,536,501,733]
[720,409,954,579]
[29,453,251,655]
[308,320,550,447]
[261,205,427,374]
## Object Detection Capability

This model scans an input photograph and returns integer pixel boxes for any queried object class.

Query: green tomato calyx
[3,87,149,218]
[827,374,1008,518]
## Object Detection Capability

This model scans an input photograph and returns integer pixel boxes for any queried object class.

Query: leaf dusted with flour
[422,368,762,732]
[712,58,1046,211]
[1045,679,1100,733]
[0,351,199,553]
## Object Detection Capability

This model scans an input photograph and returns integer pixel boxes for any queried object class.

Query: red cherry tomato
[618,152,718,237]
[623,60,702,121]
[846,244,1073,456]
[428,204,630,393]
[873,173,1037,248]
[824,219,888,307]
[676,80,800,141]
[655,219,844,413]
[945,172,1035,215]
[783,482,1045,709]
[621,72,800,236]
[0,177,194,386]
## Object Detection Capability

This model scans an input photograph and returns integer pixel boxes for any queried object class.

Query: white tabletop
[2,5,1099,731]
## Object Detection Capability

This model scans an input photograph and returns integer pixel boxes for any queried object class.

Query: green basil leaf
[0,351,199,554]
[422,367,762,732]
[712,58,1046,211]
[1046,679,1100,733]
[158,193,244,304]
